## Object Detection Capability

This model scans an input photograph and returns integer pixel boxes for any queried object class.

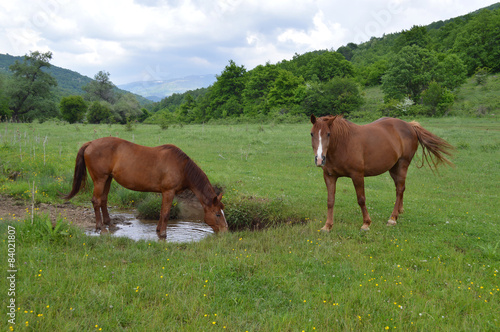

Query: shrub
[87,101,112,124]
[60,96,87,124]
[302,77,363,116]
[474,67,490,85]
[224,195,293,230]
[136,194,179,220]
[421,81,454,116]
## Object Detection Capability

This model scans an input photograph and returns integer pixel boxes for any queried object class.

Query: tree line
[0,51,148,123]
[149,7,499,124]
[1,6,498,124]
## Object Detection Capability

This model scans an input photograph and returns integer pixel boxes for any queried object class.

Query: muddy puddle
[85,212,214,242]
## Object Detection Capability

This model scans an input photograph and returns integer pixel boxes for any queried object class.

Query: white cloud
[1,0,498,84]
[277,10,347,51]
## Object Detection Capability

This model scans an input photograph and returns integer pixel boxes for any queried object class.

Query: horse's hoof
[100,228,109,234]
[360,225,370,231]
[320,226,331,232]
[387,219,397,226]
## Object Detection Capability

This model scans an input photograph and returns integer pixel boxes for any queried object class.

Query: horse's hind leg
[92,176,112,232]
[388,160,410,226]
[100,177,113,226]
[91,178,109,232]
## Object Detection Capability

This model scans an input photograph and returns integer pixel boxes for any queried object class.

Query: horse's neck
[329,118,353,150]
[185,161,215,209]
[189,183,215,210]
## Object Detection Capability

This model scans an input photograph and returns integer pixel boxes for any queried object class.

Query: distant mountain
[0,53,152,106]
[118,75,217,101]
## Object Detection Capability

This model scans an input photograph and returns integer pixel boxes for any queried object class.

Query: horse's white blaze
[316,130,323,161]
[221,209,228,227]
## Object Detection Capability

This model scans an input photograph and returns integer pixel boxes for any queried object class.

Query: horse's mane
[322,115,351,142]
[161,145,215,207]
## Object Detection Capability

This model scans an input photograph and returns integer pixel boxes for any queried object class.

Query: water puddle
[85,212,214,242]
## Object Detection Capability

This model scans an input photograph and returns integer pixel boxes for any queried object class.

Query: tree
[381,45,438,102]
[137,108,152,122]
[87,101,112,124]
[357,59,388,86]
[302,77,363,116]
[305,51,354,82]
[208,60,247,118]
[452,9,500,74]
[267,69,305,109]
[175,94,197,122]
[112,93,141,123]
[60,95,87,123]
[435,53,467,90]
[394,25,431,50]
[0,73,11,120]
[421,81,455,116]
[336,43,357,61]
[82,71,116,103]
[7,51,58,121]
[242,63,280,116]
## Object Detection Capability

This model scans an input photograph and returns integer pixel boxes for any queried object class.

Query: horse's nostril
[315,155,325,167]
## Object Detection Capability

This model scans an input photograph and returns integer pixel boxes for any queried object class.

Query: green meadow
[1,116,499,331]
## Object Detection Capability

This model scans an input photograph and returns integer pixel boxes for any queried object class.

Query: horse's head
[204,193,228,233]
[310,114,331,167]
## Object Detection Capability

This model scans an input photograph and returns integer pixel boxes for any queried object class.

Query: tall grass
[1,117,499,330]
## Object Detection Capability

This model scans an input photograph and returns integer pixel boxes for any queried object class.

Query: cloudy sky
[1,0,497,85]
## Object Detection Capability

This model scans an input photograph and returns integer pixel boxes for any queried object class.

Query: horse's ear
[213,193,223,206]
[310,114,316,124]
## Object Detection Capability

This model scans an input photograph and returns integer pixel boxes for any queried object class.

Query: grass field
[1,116,499,331]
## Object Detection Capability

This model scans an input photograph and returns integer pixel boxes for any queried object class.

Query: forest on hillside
[0,53,151,123]
[148,5,500,124]
[0,5,499,124]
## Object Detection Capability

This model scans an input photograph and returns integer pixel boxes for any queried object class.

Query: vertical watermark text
[6,226,17,326]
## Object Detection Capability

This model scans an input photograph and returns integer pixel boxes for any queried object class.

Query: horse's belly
[111,168,163,193]
[363,153,399,176]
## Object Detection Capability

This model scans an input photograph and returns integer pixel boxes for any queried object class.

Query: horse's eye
[327,133,331,137]
[216,214,221,218]
[310,133,313,137]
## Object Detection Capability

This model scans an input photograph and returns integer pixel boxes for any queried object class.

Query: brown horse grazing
[310,115,454,231]
[63,137,228,238]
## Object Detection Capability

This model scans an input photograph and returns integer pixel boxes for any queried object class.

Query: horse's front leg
[157,190,175,239]
[351,174,372,230]
[321,172,337,231]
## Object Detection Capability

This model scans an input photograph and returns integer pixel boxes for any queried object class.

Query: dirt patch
[0,192,205,231]
[0,194,96,228]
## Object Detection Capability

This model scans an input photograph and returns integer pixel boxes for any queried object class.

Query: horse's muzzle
[315,155,326,167]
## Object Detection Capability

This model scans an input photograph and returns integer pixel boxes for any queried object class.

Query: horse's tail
[62,142,91,200]
[410,121,454,171]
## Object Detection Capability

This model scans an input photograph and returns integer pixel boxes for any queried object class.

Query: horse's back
[363,117,417,143]
[83,137,185,192]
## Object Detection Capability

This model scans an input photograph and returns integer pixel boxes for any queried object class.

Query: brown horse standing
[63,137,228,238]
[310,115,453,231]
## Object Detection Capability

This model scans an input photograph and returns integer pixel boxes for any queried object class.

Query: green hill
[151,3,499,123]
[0,53,152,106]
